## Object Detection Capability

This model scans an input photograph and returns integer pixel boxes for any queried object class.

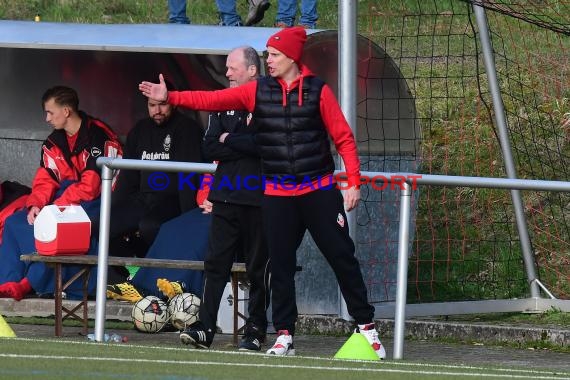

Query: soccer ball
[167,292,201,331]
[131,296,170,333]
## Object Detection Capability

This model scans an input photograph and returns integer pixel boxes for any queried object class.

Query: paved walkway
[2,298,569,371]
[8,323,570,372]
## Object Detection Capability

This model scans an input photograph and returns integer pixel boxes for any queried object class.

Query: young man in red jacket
[0,86,122,300]
[139,27,386,359]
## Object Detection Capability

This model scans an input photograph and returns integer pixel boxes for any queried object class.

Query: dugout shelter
[0,20,419,317]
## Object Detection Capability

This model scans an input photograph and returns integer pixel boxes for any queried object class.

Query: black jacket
[202,110,263,207]
[113,110,203,212]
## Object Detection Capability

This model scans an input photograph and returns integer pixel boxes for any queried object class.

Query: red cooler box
[34,205,91,256]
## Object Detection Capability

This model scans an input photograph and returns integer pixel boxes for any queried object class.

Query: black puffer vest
[254,76,335,184]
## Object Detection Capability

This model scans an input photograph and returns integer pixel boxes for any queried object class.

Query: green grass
[435,308,570,327]
[0,0,338,26]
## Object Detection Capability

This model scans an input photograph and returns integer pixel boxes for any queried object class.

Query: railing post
[94,164,113,341]
[473,4,540,298]
[393,181,412,359]
[338,0,358,321]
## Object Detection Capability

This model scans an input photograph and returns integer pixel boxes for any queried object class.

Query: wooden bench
[20,254,247,344]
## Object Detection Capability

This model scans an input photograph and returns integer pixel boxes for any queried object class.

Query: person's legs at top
[262,195,305,356]
[245,0,271,26]
[168,0,191,24]
[300,187,385,359]
[215,0,243,26]
[298,0,318,28]
[179,202,240,349]
[238,205,270,351]
[275,0,297,27]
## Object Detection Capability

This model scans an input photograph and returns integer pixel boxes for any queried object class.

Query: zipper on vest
[285,90,296,178]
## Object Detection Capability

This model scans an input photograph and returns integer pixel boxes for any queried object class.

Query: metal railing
[94,157,570,359]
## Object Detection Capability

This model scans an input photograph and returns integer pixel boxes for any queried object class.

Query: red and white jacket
[26,112,123,209]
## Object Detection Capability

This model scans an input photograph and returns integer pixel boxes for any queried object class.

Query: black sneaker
[179,322,214,349]
[238,323,266,351]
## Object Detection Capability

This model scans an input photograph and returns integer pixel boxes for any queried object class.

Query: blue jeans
[168,0,190,24]
[215,0,243,26]
[0,200,101,299]
[276,0,318,28]
[131,208,210,297]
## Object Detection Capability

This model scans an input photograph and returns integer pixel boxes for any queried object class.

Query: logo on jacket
[337,213,345,228]
[163,134,171,152]
[90,147,102,157]
[141,151,170,160]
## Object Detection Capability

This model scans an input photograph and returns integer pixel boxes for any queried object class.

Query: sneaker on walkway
[356,323,386,359]
[238,323,266,351]
[180,321,214,349]
[245,0,270,26]
[106,282,143,303]
[266,330,295,356]
[156,278,185,300]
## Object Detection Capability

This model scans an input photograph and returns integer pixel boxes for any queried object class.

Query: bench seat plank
[20,254,246,272]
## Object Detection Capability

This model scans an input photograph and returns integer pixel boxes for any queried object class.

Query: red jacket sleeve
[168,81,257,113]
[196,174,213,206]
[26,166,60,209]
[319,84,361,187]
[52,170,102,206]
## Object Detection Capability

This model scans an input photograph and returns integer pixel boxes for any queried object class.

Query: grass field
[1,337,569,380]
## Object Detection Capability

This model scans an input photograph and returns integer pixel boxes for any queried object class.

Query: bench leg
[54,263,63,337]
[232,273,238,346]
[61,266,91,335]
[82,269,89,335]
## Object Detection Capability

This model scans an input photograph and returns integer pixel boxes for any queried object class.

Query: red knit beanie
[266,26,307,63]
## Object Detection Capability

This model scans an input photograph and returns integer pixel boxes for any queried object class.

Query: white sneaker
[266,330,295,356]
[357,323,386,359]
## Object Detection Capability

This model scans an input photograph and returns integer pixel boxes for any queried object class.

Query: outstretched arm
[139,73,168,102]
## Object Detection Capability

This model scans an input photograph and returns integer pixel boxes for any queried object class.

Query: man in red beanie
[139,27,386,359]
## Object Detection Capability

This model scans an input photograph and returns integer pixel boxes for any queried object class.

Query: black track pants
[199,202,270,334]
[262,188,374,334]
